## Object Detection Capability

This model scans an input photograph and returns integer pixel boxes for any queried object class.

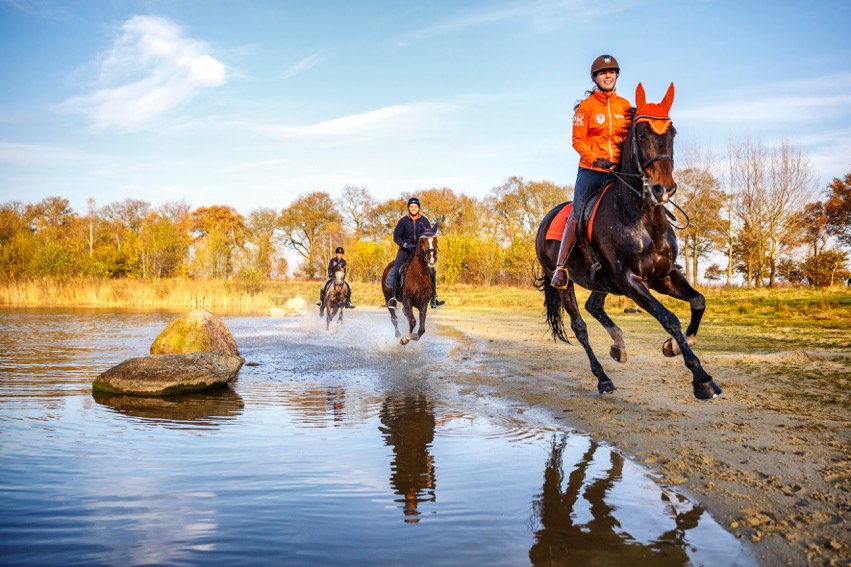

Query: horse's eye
[637,132,646,140]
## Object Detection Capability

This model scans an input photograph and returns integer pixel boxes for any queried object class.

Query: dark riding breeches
[572,167,612,222]
[385,249,412,288]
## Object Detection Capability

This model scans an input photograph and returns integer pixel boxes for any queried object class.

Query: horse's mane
[618,117,639,177]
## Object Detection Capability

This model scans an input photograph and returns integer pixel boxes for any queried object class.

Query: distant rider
[317,246,355,309]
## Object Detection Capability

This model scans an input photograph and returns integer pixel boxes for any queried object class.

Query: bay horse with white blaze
[381,227,439,345]
[320,269,347,330]
[535,83,721,400]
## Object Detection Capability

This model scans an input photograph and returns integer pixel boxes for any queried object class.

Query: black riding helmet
[407,197,420,207]
[335,246,344,254]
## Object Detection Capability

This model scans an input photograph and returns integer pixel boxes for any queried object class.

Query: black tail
[533,271,570,344]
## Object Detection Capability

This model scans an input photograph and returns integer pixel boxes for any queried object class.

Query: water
[0,308,755,566]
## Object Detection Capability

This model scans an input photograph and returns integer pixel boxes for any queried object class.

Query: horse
[380,228,439,345]
[320,269,347,330]
[534,83,721,400]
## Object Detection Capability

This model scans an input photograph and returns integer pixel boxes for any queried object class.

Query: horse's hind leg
[585,292,627,363]
[399,304,416,345]
[563,281,615,394]
[650,271,703,357]
[624,274,720,400]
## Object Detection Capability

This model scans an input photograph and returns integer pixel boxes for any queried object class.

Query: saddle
[545,181,614,244]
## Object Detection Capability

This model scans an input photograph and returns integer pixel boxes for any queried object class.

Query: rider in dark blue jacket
[386,197,444,310]
[317,247,355,309]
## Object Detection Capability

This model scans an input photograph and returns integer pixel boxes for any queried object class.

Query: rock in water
[92,353,244,396]
[150,309,239,356]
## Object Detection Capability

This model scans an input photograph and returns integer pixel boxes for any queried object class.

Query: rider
[317,246,355,309]
[551,54,634,289]
[386,197,445,310]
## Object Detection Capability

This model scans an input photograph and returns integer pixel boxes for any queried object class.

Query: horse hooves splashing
[598,380,617,394]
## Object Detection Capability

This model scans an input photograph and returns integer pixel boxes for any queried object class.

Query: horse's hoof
[662,339,676,357]
[400,337,410,345]
[693,379,722,400]
[610,346,627,363]
[598,380,617,394]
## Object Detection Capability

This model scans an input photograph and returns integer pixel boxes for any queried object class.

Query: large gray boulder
[92,353,244,396]
[150,309,239,356]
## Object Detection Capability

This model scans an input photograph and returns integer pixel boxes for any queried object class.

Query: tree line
[1,138,849,288]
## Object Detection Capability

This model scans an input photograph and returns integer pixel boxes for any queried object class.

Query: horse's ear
[431,222,439,234]
[635,82,646,110]
[660,83,675,114]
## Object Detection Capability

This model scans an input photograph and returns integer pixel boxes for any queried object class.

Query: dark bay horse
[381,229,439,345]
[535,83,721,400]
[320,269,347,330]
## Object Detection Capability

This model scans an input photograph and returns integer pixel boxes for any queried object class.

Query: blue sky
[1,0,850,215]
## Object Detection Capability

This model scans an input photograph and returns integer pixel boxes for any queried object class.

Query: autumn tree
[674,159,724,285]
[244,207,282,279]
[337,185,377,238]
[278,192,340,279]
[190,205,246,279]
[824,172,851,248]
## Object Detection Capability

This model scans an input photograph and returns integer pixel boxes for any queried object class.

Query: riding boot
[345,287,355,309]
[551,214,578,289]
[387,274,401,309]
[429,268,445,308]
[316,285,326,307]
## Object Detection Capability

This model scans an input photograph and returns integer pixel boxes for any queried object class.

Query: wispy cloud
[397,0,636,43]
[0,141,98,165]
[229,100,459,142]
[2,0,72,20]
[57,15,227,131]
[281,53,326,80]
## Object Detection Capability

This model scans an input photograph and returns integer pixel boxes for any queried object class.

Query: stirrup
[387,297,397,309]
[551,266,569,290]
[590,262,602,280]
[430,297,445,309]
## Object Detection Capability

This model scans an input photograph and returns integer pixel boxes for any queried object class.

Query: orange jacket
[572,88,632,171]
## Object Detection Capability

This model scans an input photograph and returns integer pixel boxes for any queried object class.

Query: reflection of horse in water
[320,270,347,330]
[535,83,721,400]
[529,435,702,566]
[379,393,436,523]
[380,230,439,345]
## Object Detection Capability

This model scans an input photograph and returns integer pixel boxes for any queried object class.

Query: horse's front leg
[337,306,344,325]
[399,302,416,345]
[563,281,615,394]
[624,273,721,400]
[650,270,703,357]
[584,291,627,363]
[412,304,428,341]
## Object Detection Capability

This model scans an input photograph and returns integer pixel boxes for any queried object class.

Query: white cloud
[281,53,326,80]
[229,100,459,142]
[57,15,227,131]
[0,141,97,165]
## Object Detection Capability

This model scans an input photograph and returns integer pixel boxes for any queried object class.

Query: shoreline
[427,307,850,567]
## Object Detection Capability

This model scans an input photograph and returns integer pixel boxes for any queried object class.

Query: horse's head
[417,231,438,269]
[333,269,345,285]
[628,82,677,205]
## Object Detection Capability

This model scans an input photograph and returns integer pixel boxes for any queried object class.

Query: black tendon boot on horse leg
[551,214,578,289]
[429,268,444,308]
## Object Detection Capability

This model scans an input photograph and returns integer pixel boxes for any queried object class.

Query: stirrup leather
[551,266,569,290]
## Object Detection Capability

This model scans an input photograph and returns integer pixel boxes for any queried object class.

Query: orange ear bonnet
[634,82,675,134]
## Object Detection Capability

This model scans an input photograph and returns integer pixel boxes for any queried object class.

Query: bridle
[416,234,438,269]
[608,115,689,228]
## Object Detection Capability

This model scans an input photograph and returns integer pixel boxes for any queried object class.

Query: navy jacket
[393,214,432,252]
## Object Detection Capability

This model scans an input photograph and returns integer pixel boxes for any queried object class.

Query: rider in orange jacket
[551,54,634,289]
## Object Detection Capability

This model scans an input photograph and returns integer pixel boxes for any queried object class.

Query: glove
[402,243,413,251]
[593,158,616,170]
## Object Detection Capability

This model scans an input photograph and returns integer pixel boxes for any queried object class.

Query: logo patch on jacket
[573,114,584,126]
[595,113,606,125]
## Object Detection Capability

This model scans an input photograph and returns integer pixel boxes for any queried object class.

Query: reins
[606,114,687,229]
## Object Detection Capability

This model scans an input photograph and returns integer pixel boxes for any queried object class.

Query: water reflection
[92,387,244,426]
[379,393,437,523]
[530,435,704,566]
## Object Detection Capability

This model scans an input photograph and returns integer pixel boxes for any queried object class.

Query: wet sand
[424,308,851,567]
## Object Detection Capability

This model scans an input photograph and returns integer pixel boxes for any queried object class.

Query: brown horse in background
[535,83,721,400]
[320,269,347,330]
[381,229,439,345]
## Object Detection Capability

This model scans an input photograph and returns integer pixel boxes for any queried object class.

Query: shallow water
[0,307,755,566]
